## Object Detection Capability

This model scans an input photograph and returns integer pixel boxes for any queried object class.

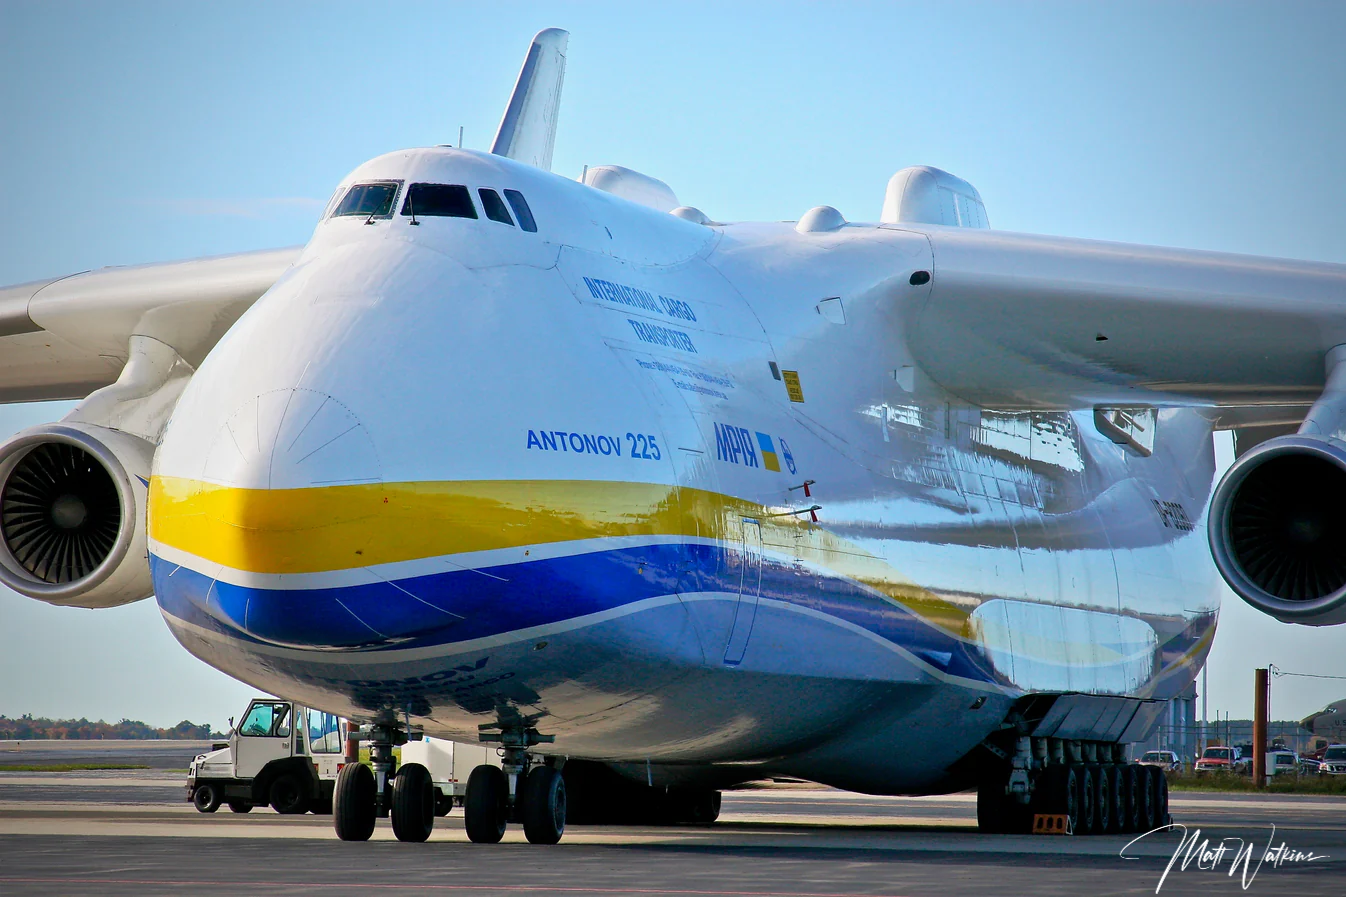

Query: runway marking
[0,880,915,897]
[0,776,182,787]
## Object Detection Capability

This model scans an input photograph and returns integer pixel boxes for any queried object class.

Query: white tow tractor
[188,697,501,817]
[187,698,346,814]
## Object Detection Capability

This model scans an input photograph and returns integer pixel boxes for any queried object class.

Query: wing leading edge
[0,247,299,404]
[901,225,1346,412]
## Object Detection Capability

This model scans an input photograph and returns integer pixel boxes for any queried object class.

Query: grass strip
[1169,772,1346,796]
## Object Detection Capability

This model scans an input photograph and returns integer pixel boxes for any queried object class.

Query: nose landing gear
[466,727,565,844]
[332,722,565,844]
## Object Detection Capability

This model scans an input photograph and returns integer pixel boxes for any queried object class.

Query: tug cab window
[478,188,515,225]
[238,701,291,738]
[503,189,537,232]
[401,183,478,218]
[306,709,342,754]
[331,182,401,219]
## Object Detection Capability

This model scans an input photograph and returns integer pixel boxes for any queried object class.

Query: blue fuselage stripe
[150,543,999,683]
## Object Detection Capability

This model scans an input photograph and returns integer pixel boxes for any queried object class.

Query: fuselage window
[503,189,537,232]
[478,188,515,226]
[401,183,478,218]
[332,182,401,219]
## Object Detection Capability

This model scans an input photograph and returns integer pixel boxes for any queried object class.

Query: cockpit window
[503,189,537,232]
[478,189,515,226]
[321,187,347,220]
[332,182,401,219]
[401,184,477,219]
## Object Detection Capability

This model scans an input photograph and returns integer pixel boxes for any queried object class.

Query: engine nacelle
[1208,435,1346,625]
[0,423,154,608]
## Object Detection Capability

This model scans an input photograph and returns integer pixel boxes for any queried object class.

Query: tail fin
[491,28,569,171]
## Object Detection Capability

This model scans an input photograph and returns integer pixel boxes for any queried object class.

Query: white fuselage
[146,148,1219,793]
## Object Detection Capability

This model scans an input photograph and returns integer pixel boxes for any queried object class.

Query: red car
[1195,746,1239,773]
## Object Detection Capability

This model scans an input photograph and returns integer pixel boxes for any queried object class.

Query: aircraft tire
[1074,764,1096,835]
[669,788,721,825]
[1102,765,1123,834]
[465,765,508,844]
[1119,764,1140,833]
[333,763,377,842]
[1154,767,1171,827]
[1137,765,1157,831]
[391,763,435,843]
[521,766,566,845]
[1090,764,1111,835]
[1041,764,1079,834]
[976,778,1010,833]
[192,783,222,813]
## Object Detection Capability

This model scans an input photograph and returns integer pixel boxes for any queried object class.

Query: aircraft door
[233,700,296,778]
[723,517,763,665]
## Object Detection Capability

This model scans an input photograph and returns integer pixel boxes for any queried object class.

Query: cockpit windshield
[332,182,400,219]
[401,184,478,219]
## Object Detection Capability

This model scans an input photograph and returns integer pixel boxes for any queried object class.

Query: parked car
[1318,745,1346,776]
[1138,750,1183,773]
[1298,756,1323,775]
[1268,750,1298,776]
[1195,746,1239,774]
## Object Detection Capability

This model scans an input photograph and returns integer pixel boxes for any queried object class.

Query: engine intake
[1209,435,1346,625]
[0,423,153,607]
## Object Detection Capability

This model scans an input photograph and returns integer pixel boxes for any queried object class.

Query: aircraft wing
[904,226,1346,414]
[0,247,299,404]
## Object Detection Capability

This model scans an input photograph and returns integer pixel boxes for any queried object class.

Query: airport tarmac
[0,738,211,769]
[0,760,1342,896]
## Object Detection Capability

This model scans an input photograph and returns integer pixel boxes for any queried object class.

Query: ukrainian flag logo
[756,432,781,472]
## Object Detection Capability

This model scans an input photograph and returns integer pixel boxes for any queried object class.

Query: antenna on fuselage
[458,126,464,148]
[490,28,568,172]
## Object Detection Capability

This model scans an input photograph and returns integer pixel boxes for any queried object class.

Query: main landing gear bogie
[978,739,1173,836]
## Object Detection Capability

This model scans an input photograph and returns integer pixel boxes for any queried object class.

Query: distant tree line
[0,713,221,740]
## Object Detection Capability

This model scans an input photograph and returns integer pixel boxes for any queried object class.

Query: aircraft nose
[198,387,382,492]
[150,386,463,649]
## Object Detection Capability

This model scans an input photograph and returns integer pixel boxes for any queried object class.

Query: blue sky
[2,2,1344,729]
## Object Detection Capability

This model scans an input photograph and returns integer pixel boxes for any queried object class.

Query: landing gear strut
[464,727,565,845]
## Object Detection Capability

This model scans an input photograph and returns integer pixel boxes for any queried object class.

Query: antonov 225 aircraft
[2,28,1345,845]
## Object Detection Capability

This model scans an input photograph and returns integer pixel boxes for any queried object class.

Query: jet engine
[0,423,154,608]
[1208,435,1346,625]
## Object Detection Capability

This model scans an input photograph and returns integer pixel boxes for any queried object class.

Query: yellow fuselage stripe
[148,476,972,635]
